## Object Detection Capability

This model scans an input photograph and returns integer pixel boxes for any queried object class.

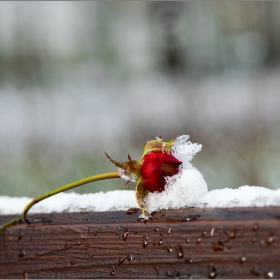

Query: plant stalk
[0,172,120,232]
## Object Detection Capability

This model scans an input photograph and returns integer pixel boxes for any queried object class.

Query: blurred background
[1,1,280,197]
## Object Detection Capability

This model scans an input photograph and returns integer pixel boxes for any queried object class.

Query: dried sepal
[105,152,141,182]
[142,135,179,158]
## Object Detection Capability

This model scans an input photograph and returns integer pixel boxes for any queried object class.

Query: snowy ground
[1,185,280,215]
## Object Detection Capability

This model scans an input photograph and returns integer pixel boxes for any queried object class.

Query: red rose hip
[140,152,182,193]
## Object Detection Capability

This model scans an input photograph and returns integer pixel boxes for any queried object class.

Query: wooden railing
[0,207,279,278]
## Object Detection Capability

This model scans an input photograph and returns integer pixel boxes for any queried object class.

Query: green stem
[0,217,24,232]
[0,172,120,232]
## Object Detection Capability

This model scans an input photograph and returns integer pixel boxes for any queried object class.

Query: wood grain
[0,207,280,279]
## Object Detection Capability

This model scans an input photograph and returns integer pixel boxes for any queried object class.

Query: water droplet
[158,239,163,246]
[23,272,28,279]
[19,250,25,258]
[154,227,159,232]
[118,257,126,266]
[186,238,190,243]
[175,271,180,278]
[137,215,145,221]
[201,231,207,237]
[70,258,76,265]
[77,239,83,245]
[166,244,172,253]
[267,235,276,245]
[142,234,149,248]
[229,231,236,239]
[251,237,257,243]
[182,214,200,222]
[260,239,265,245]
[84,218,88,222]
[154,266,160,275]
[185,258,193,263]
[196,238,202,244]
[165,270,180,278]
[110,264,116,276]
[160,232,165,236]
[167,227,172,234]
[153,239,157,246]
[126,208,138,214]
[212,242,224,251]
[208,263,217,279]
[166,270,173,277]
[240,256,246,263]
[155,213,165,219]
[251,266,261,276]
[176,245,184,258]
[122,229,129,241]
[266,271,274,279]
[208,272,217,279]
[127,255,133,262]
[17,235,23,242]
[85,226,90,234]
[210,228,215,237]
[253,224,259,231]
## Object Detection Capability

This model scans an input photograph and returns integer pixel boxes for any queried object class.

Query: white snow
[118,168,137,182]
[1,185,280,215]
[1,135,280,215]
[144,168,208,213]
[171,135,202,169]
[144,135,208,214]
[0,191,137,215]
[199,186,280,208]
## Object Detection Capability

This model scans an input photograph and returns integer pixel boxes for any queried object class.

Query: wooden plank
[0,207,280,279]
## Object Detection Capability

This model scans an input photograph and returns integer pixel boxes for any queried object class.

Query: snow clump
[199,186,280,208]
[0,191,137,215]
[144,135,208,214]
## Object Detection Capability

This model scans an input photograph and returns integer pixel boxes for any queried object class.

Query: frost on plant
[143,135,208,214]
[172,135,202,169]
[118,168,137,182]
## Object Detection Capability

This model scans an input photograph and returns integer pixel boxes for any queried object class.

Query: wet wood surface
[0,207,280,279]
